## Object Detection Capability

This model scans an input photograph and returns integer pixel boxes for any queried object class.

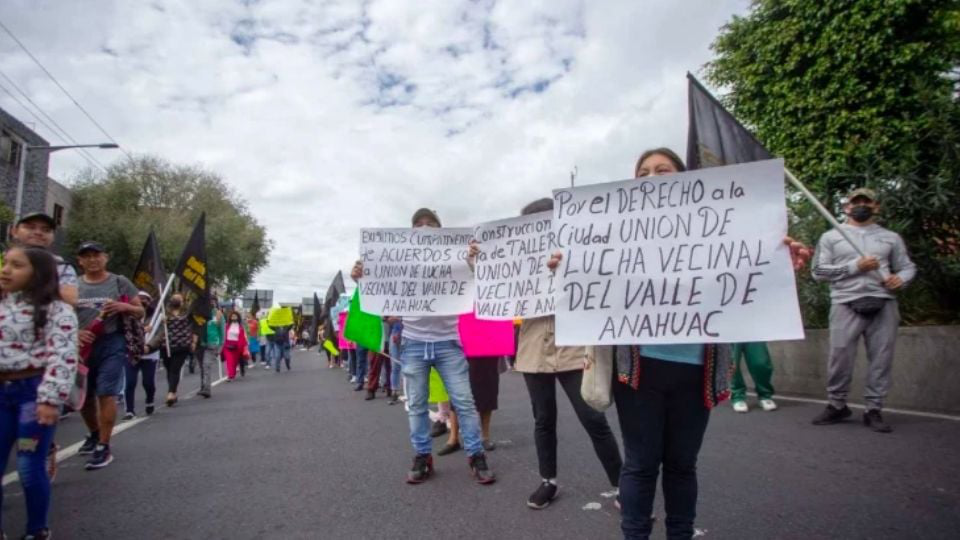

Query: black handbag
[846,296,888,317]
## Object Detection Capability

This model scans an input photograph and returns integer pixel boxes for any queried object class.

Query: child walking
[0,246,79,540]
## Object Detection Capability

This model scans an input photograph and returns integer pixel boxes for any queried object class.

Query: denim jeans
[274,341,291,372]
[354,347,368,382]
[0,376,56,535]
[401,339,483,456]
[389,340,403,393]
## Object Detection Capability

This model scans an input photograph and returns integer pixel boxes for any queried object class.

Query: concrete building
[0,107,51,233]
[45,176,72,229]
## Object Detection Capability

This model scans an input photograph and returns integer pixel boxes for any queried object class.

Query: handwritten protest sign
[358,227,474,316]
[551,159,803,346]
[472,211,557,320]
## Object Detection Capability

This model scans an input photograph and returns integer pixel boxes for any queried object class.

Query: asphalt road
[2,350,959,539]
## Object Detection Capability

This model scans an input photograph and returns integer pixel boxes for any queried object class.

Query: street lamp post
[14,143,120,222]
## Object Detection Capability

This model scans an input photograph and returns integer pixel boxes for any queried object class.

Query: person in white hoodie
[811,187,916,433]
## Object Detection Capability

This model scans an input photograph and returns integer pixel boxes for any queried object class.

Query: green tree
[65,155,272,295]
[707,0,960,325]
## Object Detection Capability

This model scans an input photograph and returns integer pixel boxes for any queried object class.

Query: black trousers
[163,350,190,393]
[614,357,710,540]
[523,370,622,486]
[124,359,157,414]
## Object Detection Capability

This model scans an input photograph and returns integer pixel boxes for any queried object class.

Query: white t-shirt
[226,323,241,342]
[401,316,459,343]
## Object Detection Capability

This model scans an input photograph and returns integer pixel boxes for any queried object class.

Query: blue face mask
[849,205,874,223]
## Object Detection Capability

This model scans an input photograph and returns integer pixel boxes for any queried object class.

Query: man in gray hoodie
[811,188,916,432]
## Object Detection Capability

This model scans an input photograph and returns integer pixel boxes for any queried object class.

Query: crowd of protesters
[0,212,299,540]
[0,145,915,540]
[333,147,914,540]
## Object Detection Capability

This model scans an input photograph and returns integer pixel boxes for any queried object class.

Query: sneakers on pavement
[469,453,496,485]
[145,403,155,416]
[760,398,778,411]
[407,453,433,484]
[527,480,559,509]
[732,401,749,413]
[429,420,448,438]
[22,528,52,539]
[863,409,893,433]
[85,444,114,470]
[78,433,98,455]
[387,395,400,405]
[365,390,376,401]
[123,411,135,420]
[812,404,852,425]
[482,440,497,452]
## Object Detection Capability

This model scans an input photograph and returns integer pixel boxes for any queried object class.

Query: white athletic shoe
[760,398,778,411]
[732,401,749,413]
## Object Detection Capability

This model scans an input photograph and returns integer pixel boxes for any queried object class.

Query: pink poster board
[458,312,515,358]
[338,311,356,350]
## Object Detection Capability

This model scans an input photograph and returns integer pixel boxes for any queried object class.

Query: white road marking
[2,376,227,487]
[749,393,960,422]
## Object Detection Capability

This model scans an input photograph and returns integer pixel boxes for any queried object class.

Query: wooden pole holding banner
[148,274,176,331]
[784,168,888,280]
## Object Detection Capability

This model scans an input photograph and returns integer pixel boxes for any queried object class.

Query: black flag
[250,291,261,318]
[322,271,346,338]
[310,292,322,345]
[324,271,346,311]
[132,230,167,300]
[174,213,210,328]
[686,73,772,170]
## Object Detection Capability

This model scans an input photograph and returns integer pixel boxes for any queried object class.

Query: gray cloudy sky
[1,0,749,303]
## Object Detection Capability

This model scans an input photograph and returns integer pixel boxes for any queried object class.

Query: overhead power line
[0,18,133,160]
[0,80,107,172]
[0,69,108,170]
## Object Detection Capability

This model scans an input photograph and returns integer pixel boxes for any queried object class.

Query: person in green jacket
[197,298,225,398]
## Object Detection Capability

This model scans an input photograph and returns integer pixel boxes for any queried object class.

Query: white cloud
[0,0,750,303]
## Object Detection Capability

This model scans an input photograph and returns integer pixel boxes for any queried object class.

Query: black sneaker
[387,395,400,406]
[863,410,893,433]
[365,390,376,401]
[429,420,448,438]
[78,434,98,455]
[22,529,51,540]
[145,404,155,416]
[123,411,135,421]
[85,444,114,470]
[437,441,461,456]
[469,453,496,485]
[811,404,852,425]
[406,453,433,484]
[527,481,559,509]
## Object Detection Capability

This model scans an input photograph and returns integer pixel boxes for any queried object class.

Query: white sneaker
[760,398,778,411]
[732,401,749,413]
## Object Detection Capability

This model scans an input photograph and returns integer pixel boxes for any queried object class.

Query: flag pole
[149,274,176,330]
[784,168,888,279]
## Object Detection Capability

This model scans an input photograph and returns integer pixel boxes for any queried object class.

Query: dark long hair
[6,246,62,340]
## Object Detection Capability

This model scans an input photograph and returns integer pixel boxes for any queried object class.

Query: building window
[53,203,64,227]
[0,130,22,167]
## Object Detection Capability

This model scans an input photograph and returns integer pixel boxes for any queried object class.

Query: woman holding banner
[483,198,623,510]
[549,148,810,539]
